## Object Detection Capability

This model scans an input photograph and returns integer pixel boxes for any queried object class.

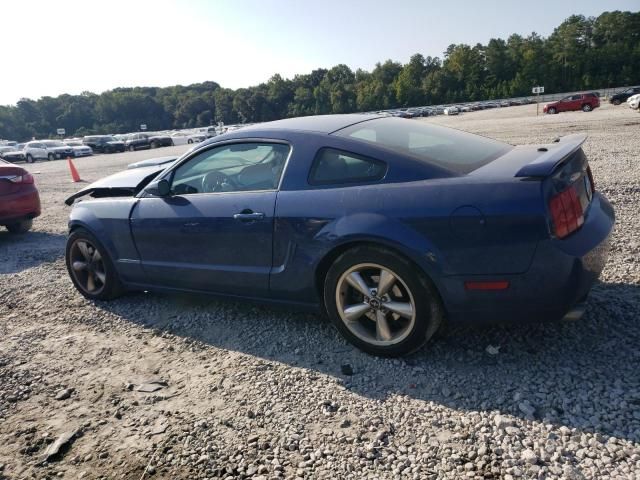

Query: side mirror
[145,178,171,197]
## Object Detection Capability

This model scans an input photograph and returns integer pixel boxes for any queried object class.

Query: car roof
[237,114,382,135]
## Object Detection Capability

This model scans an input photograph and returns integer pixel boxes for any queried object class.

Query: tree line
[1,11,638,141]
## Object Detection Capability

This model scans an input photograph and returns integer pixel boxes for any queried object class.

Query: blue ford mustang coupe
[64,114,614,356]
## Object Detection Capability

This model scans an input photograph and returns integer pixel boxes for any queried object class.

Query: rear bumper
[442,193,614,324]
[0,188,41,224]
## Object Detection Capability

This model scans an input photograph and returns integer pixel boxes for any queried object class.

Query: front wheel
[128,145,135,152]
[48,153,55,161]
[26,154,34,163]
[65,228,124,300]
[582,104,593,112]
[6,219,32,233]
[613,99,621,105]
[547,107,557,114]
[324,246,443,357]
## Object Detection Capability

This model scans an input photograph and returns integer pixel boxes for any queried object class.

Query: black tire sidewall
[323,245,443,357]
[6,219,32,233]
[65,228,123,300]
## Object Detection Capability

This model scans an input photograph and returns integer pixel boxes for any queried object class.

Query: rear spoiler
[514,134,587,178]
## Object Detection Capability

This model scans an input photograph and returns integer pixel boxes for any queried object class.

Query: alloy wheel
[69,239,107,295]
[335,263,416,346]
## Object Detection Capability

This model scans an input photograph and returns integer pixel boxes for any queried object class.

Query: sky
[0,0,637,106]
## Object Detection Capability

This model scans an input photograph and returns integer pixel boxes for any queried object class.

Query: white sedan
[627,93,640,110]
[169,131,206,145]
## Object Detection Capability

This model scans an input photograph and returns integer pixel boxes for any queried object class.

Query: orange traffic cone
[67,157,81,183]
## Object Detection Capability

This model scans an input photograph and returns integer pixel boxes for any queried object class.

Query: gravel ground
[0,105,639,479]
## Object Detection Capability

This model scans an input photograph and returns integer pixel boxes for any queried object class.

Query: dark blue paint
[68,115,615,324]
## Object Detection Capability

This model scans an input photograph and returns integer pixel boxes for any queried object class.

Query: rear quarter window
[308,148,386,186]
[334,117,511,174]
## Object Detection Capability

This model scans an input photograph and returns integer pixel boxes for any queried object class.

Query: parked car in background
[444,106,459,115]
[195,126,218,138]
[169,131,206,145]
[1,146,25,163]
[0,158,40,233]
[124,133,172,151]
[65,140,93,157]
[0,146,17,159]
[83,135,126,154]
[627,93,640,110]
[544,93,600,114]
[11,140,74,163]
[609,86,640,105]
[63,114,614,356]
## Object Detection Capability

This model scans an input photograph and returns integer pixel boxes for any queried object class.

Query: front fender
[68,198,140,266]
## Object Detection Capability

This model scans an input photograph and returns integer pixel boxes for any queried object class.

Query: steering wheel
[201,171,235,192]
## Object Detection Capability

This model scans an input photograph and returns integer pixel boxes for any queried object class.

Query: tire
[48,153,55,161]
[613,99,621,105]
[323,245,443,357]
[150,141,158,149]
[582,104,593,112]
[105,147,112,154]
[187,139,193,144]
[65,228,124,301]
[547,107,557,114]
[6,219,32,234]
[26,154,34,163]
[129,145,135,152]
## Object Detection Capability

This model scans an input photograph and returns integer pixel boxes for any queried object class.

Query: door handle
[233,211,265,221]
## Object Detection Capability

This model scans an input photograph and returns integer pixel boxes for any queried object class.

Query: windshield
[43,140,65,147]
[334,117,512,174]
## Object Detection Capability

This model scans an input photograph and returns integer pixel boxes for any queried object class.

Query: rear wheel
[188,139,193,144]
[129,145,135,152]
[323,246,443,357]
[547,107,557,114]
[613,99,621,105]
[6,219,32,234]
[150,141,158,149]
[26,154,34,163]
[65,228,124,300]
[48,153,55,161]
[582,104,593,112]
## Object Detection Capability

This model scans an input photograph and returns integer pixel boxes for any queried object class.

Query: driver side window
[171,142,290,195]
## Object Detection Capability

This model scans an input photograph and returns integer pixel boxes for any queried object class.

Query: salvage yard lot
[0,105,639,479]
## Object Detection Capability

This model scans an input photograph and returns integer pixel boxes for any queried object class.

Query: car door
[30,143,46,159]
[130,140,291,296]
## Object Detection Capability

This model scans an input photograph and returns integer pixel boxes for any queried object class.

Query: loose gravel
[0,105,639,479]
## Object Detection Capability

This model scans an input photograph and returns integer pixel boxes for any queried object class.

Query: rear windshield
[334,117,512,174]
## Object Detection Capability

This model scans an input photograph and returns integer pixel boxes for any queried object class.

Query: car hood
[64,164,166,205]
[49,146,73,151]
[127,156,177,169]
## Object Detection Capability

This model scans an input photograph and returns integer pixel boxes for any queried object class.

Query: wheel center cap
[369,298,381,309]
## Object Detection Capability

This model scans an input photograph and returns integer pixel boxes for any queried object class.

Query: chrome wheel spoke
[385,301,413,319]
[343,303,371,322]
[86,273,96,292]
[94,270,106,285]
[72,261,88,272]
[77,241,91,261]
[375,310,393,341]
[377,269,396,297]
[92,249,102,263]
[346,272,371,297]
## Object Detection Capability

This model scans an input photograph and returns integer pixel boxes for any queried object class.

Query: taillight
[9,173,34,184]
[549,184,584,239]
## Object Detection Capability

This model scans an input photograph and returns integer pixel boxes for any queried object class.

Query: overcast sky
[1,0,637,106]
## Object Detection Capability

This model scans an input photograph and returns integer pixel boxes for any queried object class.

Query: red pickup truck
[544,93,600,114]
